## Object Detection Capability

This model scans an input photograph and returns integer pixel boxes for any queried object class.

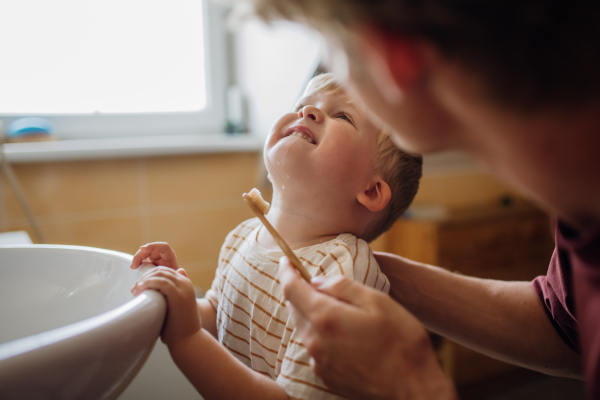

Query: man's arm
[375,252,583,379]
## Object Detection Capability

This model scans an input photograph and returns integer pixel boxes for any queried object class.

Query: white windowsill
[2,133,264,163]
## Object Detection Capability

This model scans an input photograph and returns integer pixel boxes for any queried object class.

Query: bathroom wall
[0,151,524,293]
[234,19,322,139]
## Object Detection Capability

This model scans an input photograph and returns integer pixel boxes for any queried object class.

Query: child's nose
[298,106,322,122]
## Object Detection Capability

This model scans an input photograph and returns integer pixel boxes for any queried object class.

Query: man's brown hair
[249,0,600,111]
[304,73,422,242]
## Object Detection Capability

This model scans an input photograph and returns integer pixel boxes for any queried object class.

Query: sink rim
[0,244,167,399]
[0,244,164,359]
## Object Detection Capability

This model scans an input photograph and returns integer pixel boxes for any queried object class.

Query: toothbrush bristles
[247,188,270,214]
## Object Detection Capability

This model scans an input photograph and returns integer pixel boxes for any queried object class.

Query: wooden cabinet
[384,202,555,387]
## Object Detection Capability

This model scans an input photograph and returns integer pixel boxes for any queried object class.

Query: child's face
[264,89,381,217]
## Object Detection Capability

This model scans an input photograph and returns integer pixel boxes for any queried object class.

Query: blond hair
[304,73,422,242]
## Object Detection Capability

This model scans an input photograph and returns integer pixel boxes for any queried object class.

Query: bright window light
[0,0,207,115]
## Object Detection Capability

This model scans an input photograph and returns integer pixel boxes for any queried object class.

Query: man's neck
[433,66,600,230]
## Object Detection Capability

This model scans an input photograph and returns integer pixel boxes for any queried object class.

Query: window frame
[0,0,228,140]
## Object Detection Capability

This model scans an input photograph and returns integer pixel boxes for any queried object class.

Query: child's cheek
[321,140,364,178]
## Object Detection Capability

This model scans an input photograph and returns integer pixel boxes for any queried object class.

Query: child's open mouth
[283,125,317,144]
[288,131,315,144]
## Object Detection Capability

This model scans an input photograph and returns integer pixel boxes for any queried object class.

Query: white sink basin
[0,245,166,399]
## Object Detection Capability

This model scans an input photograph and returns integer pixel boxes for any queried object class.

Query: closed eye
[334,111,356,128]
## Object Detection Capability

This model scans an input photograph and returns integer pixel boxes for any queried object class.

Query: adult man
[246,1,600,399]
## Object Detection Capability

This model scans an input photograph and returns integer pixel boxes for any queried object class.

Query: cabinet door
[438,213,553,280]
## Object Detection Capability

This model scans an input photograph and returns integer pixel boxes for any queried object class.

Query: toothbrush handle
[261,216,312,281]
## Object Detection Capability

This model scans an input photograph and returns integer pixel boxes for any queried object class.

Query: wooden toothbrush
[243,188,312,282]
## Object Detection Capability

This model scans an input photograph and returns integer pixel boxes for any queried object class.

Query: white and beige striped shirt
[205,218,390,400]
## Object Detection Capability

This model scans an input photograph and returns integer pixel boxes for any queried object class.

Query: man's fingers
[278,256,324,318]
[279,256,359,342]
[312,274,374,307]
[285,300,309,334]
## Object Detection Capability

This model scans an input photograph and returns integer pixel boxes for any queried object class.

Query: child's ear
[355,25,423,103]
[357,178,392,213]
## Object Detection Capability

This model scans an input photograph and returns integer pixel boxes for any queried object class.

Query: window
[0,0,227,139]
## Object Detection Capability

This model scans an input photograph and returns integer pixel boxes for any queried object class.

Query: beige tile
[144,153,262,205]
[180,259,220,293]
[5,160,140,218]
[369,233,388,252]
[37,216,143,254]
[412,174,443,205]
[438,173,520,209]
[147,205,254,264]
[413,171,521,208]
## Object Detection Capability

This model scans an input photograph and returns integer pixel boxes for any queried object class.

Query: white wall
[234,19,323,139]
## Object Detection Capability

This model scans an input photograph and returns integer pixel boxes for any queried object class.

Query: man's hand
[278,256,457,400]
[131,266,200,346]
[131,242,179,270]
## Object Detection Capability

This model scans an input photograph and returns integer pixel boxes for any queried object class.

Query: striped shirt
[205,218,390,399]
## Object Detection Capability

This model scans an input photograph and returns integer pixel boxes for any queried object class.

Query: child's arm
[132,266,289,400]
[197,298,218,338]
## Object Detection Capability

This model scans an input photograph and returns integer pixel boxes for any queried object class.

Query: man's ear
[357,178,392,213]
[355,25,422,103]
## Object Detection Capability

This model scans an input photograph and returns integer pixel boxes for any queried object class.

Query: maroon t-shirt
[532,220,600,398]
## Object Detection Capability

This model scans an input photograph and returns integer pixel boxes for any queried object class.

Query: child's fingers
[177,268,188,277]
[130,243,162,268]
[132,276,178,298]
[140,266,181,283]
[145,243,173,260]
[133,267,176,291]
[132,266,186,295]
[130,242,177,269]
[131,246,152,269]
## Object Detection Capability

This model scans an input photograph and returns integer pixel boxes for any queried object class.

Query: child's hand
[131,266,201,346]
[130,242,179,270]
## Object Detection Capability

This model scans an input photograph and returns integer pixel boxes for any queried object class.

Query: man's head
[247,0,600,156]
[250,0,600,111]
[264,73,422,242]
[250,0,600,228]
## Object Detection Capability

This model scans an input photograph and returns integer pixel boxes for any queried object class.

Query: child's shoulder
[305,234,387,292]
[218,218,261,258]
[234,217,262,232]
[222,217,261,241]
[329,233,372,263]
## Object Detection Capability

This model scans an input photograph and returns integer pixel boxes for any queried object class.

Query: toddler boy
[130,73,422,399]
